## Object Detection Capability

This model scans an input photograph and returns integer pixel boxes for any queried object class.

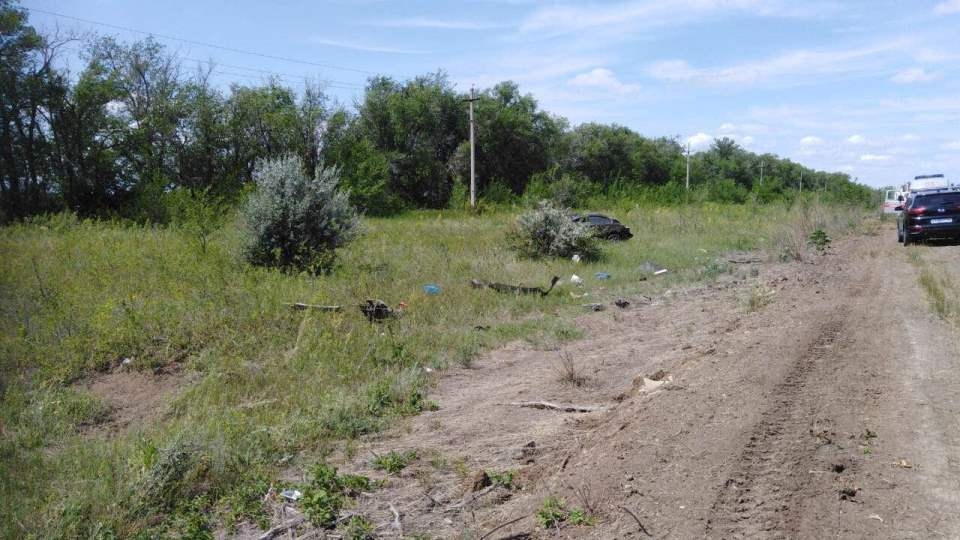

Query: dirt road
[329,226,960,539]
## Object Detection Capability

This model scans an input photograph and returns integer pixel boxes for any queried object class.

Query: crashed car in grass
[571,213,633,240]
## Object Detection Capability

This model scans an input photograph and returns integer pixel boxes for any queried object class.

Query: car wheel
[903,232,911,246]
[897,226,903,243]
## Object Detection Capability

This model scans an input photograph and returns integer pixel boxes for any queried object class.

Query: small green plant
[343,515,375,540]
[487,469,516,489]
[371,450,418,474]
[301,463,372,528]
[807,229,831,254]
[536,496,568,529]
[568,507,595,526]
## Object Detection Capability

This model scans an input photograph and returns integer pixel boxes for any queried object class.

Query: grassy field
[0,200,869,538]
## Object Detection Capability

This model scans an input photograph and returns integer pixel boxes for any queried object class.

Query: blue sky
[25,0,960,188]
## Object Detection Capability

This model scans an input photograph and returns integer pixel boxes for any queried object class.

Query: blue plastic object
[422,284,442,295]
[594,272,611,280]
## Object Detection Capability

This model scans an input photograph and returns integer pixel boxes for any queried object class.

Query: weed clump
[371,450,417,474]
[536,496,595,529]
[240,154,359,273]
[807,229,831,254]
[511,201,600,260]
[301,463,372,528]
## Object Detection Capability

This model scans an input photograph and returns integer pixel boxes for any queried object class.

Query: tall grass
[0,200,870,537]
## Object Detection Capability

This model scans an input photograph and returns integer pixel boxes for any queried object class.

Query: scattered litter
[583,303,605,312]
[286,302,342,311]
[639,261,665,273]
[572,253,582,263]
[654,269,668,276]
[360,299,395,322]
[594,272,611,280]
[570,274,584,286]
[614,298,630,309]
[569,292,589,298]
[867,514,884,523]
[280,489,302,502]
[424,367,434,373]
[895,459,913,469]
[471,276,560,296]
[121,357,133,367]
[633,372,673,393]
[422,284,442,295]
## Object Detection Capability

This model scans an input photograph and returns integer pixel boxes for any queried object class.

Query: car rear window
[915,193,960,207]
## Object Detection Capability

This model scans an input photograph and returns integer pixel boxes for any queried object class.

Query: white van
[882,189,904,214]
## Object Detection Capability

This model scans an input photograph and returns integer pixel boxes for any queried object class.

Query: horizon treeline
[1,1,872,223]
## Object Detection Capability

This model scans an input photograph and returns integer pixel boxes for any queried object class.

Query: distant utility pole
[759,160,764,186]
[464,87,480,208]
[685,143,691,191]
[799,170,803,195]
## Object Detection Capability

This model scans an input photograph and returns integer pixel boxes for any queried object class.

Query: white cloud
[309,37,427,54]
[846,134,866,144]
[372,17,508,30]
[900,134,920,141]
[519,0,831,34]
[567,68,641,95]
[800,135,824,146]
[741,135,755,145]
[686,132,713,149]
[861,154,890,161]
[719,122,737,133]
[934,0,960,15]
[943,140,960,150]
[647,39,908,86]
[891,67,939,84]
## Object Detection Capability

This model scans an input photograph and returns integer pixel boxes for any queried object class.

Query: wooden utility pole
[799,170,803,195]
[759,160,764,186]
[685,143,690,191]
[464,87,479,208]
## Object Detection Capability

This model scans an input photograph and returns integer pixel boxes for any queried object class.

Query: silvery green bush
[511,201,600,260]
[241,155,359,273]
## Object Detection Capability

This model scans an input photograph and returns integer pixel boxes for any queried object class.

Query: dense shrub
[240,155,359,273]
[511,201,600,260]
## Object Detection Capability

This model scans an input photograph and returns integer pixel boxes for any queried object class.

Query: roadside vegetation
[1,200,870,537]
[0,1,879,537]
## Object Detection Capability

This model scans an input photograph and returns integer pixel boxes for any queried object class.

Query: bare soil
[265,225,960,539]
[82,365,183,435]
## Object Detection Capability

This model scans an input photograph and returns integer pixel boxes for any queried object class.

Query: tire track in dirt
[706,309,848,539]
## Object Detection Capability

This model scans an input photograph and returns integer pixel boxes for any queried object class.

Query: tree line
[0,0,872,223]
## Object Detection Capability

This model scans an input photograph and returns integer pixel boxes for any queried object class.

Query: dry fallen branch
[509,401,606,413]
[619,505,652,537]
[286,302,342,311]
[444,484,497,512]
[480,515,528,539]
[256,515,306,540]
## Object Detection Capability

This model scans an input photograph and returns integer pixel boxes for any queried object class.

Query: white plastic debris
[570,274,584,286]
[280,489,302,502]
[654,269,668,276]
[572,254,582,263]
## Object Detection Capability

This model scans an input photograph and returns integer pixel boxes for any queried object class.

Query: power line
[26,6,394,78]
[58,44,367,91]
